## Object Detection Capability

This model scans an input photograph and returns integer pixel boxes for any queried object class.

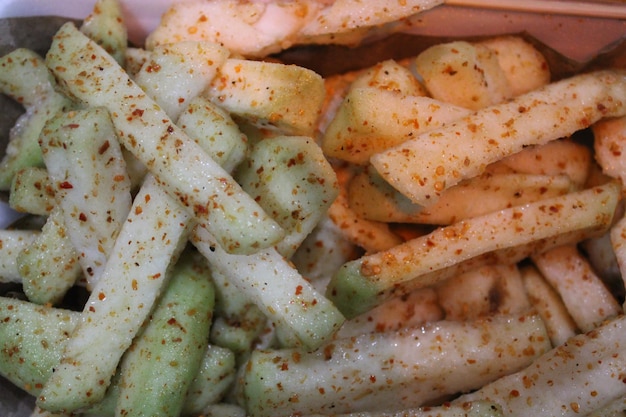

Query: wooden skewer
[446,0,626,19]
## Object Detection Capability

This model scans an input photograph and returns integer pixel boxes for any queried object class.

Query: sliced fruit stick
[191,225,345,351]
[182,344,237,416]
[236,135,338,258]
[335,287,443,339]
[520,265,578,347]
[477,35,551,97]
[456,314,626,417]
[327,164,403,254]
[413,40,512,110]
[134,41,229,121]
[349,169,574,225]
[300,400,504,417]
[37,175,193,412]
[371,70,626,207]
[593,115,626,186]
[349,59,426,96]
[322,88,470,165]
[17,206,82,305]
[327,182,620,319]
[79,0,127,66]
[177,96,248,174]
[531,244,622,332]
[45,22,283,255]
[241,311,549,417]
[0,48,72,190]
[39,108,132,288]
[206,58,325,137]
[0,230,38,283]
[9,167,55,216]
[486,138,592,189]
[0,297,79,397]
[115,250,215,417]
